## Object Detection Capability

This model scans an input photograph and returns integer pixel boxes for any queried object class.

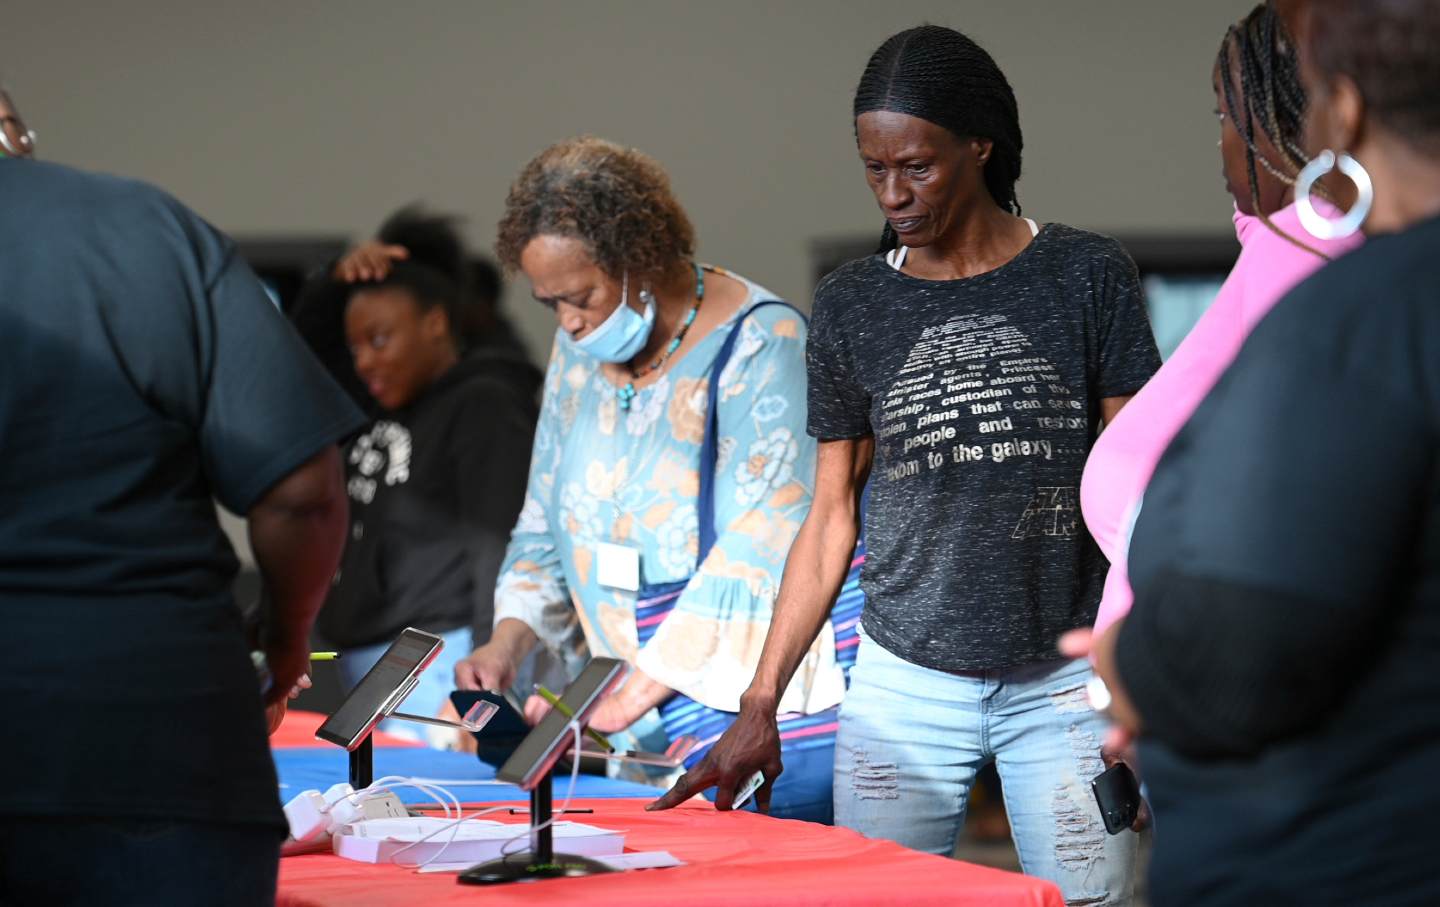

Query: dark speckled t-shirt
[807,224,1160,671]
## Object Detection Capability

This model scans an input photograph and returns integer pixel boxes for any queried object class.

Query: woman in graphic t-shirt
[652,25,1159,904]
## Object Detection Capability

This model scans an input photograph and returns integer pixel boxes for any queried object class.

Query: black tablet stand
[457,764,614,885]
[344,714,614,883]
[347,704,491,791]
[327,653,625,885]
[457,656,628,885]
[348,734,373,789]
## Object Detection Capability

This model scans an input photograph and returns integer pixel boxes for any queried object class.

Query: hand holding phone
[1091,761,1142,835]
[732,771,765,811]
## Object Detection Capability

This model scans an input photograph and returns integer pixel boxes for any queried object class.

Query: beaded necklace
[617,262,704,410]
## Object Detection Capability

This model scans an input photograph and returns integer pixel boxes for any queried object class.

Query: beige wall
[8,0,1255,362]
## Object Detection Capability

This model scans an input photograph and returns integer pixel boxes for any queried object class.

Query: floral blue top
[494,270,844,714]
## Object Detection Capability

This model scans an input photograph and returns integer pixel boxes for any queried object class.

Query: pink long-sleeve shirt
[1081,200,1362,637]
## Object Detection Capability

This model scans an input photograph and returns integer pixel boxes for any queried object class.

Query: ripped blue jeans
[834,627,1137,906]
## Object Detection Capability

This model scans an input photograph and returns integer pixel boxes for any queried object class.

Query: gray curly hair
[496,136,696,283]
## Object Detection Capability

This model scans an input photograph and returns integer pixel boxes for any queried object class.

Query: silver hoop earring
[1295,150,1373,240]
[0,128,35,157]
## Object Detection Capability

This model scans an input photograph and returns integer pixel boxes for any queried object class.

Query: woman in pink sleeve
[1081,2,1363,638]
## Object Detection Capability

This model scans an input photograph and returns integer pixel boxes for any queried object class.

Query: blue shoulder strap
[695,300,805,564]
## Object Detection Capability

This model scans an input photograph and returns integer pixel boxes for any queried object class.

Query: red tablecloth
[270,709,423,749]
[277,797,1062,907]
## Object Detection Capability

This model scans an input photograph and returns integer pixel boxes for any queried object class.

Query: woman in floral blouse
[455,137,844,821]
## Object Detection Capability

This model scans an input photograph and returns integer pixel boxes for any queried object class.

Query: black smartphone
[1091,761,1142,835]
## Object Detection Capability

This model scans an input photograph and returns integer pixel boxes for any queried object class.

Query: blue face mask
[565,272,655,363]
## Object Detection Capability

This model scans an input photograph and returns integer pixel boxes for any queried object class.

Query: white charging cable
[386,721,588,870]
[290,722,588,871]
[392,721,586,871]
[496,720,585,861]
[316,774,507,870]
[388,802,514,869]
[326,775,462,820]
[285,775,464,847]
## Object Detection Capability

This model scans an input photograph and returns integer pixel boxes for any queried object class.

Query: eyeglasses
[0,115,37,156]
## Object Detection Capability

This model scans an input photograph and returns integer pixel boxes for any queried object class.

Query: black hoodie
[317,349,541,648]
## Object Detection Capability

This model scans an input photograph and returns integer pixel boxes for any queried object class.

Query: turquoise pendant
[618,263,705,412]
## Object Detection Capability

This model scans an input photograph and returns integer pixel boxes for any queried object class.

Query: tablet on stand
[458,656,626,886]
[315,627,497,787]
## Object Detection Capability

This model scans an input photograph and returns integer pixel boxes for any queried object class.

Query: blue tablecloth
[272,746,659,805]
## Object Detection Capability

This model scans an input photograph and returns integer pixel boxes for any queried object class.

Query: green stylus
[535,685,615,753]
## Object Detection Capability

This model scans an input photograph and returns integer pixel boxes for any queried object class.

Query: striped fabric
[629,297,867,772]
[636,546,865,769]
[831,550,866,676]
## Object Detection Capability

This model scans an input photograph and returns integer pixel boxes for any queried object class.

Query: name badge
[596,542,641,592]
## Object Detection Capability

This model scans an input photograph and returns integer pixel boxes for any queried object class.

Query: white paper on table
[334,817,624,865]
[599,851,685,870]
[418,862,491,874]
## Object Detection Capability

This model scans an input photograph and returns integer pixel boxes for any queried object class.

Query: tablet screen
[496,657,624,789]
[316,628,443,750]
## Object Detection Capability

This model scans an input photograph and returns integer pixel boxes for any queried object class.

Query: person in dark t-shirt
[0,91,365,905]
[652,27,1158,904]
[314,238,539,744]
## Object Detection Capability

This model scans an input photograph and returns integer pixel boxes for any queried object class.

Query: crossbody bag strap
[694,300,805,564]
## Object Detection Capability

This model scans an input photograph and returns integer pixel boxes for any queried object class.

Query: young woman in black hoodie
[300,215,542,743]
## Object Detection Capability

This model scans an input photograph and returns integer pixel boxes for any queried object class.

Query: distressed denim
[834,627,1137,906]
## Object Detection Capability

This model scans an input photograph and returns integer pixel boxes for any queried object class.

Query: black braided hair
[853,25,1023,252]
[1217,3,1329,258]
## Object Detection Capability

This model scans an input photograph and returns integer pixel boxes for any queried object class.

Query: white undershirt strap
[888,218,1040,271]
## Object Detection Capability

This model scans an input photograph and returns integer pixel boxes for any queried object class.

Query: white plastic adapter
[329,790,410,830]
[284,790,330,843]
[284,782,358,843]
[284,782,410,848]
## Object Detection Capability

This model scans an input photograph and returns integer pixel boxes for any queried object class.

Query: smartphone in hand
[732,771,765,810]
